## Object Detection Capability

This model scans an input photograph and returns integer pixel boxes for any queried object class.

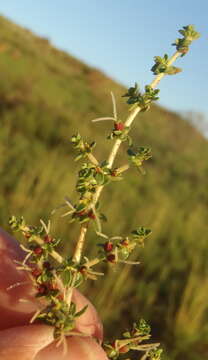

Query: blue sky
[0,0,208,121]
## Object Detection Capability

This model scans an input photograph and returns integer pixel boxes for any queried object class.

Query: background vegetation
[0,16,208,359]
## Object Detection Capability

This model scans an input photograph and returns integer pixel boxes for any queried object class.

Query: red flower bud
[120,239,129,247]
[104,241,113,252]
[24,232,31,239]
[111,170,117,177]
[79,266,87,274]
[31,268,42,278]
[37,284,47,295]
[88,210,96,220]
[114,122,125,131]
[47,282,58,291]
[107,254,116,263]
[76,210,86,217]
[44,235,53,243]
[34,247,43,255]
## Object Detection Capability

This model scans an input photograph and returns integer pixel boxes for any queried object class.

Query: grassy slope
[0,16,208,359]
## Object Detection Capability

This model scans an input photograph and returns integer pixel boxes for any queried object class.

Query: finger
[0,228,38,330]
[36,336,109,360]
[0,324,54,360]
[0,228,103,341]
[72,289,103,341]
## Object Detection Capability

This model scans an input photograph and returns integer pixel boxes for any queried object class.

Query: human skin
[0,228,108,360]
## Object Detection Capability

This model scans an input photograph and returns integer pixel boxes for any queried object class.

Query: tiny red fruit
[88,210,96,219]
[111,170,117,177]
[31,268,42,277]
[107,254,116,263]
[24,232,31,239]
[34,246,43,255]
[104,241,113,252]
[44,235,53,243]
[120,239,129,247]
[47,282,58,291]
[37,284,47,295]
[114,122,125,131]
[76,210,86,217]
[79,266,87,274]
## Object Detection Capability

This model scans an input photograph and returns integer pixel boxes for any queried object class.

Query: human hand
[0,228,108,359]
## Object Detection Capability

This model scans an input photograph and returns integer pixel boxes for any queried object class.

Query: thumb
[0,324,54,360]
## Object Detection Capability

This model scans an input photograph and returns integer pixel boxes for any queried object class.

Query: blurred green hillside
[0,15,208,360]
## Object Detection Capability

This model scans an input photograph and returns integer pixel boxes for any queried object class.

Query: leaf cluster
[122,83,160,111]
[172,25,200,56]
[127,146,152,174]
[104,318,162,360]
[8,216,89,339]
[97,226,151,264]
[151,54,182,75]
[71,133,96,161]
[37,299,88,339]
[70,160,123,224]
[108,121,132,145]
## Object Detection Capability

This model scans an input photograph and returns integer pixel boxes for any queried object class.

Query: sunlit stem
[93,51,181,205]
[72,225,88,263]
[84,257,101,268]
[87,152,99,166]
[116,164,130,174]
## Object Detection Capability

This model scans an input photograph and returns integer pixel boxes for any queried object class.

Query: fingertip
[0,228,38,330]
[72,289,103,341]
[0,324,54,360]
[36,336,109,360]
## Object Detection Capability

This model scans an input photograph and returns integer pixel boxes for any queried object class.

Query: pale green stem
[87,152,99,166]
[74,50,181,261]
[72,225,88,263]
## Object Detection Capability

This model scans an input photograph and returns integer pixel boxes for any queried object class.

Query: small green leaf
[95,172,105,185]
[75,304,88,318]
[62,270,72,286]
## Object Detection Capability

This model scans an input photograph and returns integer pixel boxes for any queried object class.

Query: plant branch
[73,50,181,262]
[34,235,63,263]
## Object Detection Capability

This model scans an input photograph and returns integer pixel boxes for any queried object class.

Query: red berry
[88,210,96,220]
[76,210,86,217]
[31,268,42,277]
[79,266,87,274]
[120,239,129,247]
[24,232,31,239]
[107,254,116,263]
[111,170,117,177]
[37,284,47,295]
[114,122,124,131]
[104,241,113,252]
[47,282,58,291]
[44,235,53,243]
[34,247,43,255]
